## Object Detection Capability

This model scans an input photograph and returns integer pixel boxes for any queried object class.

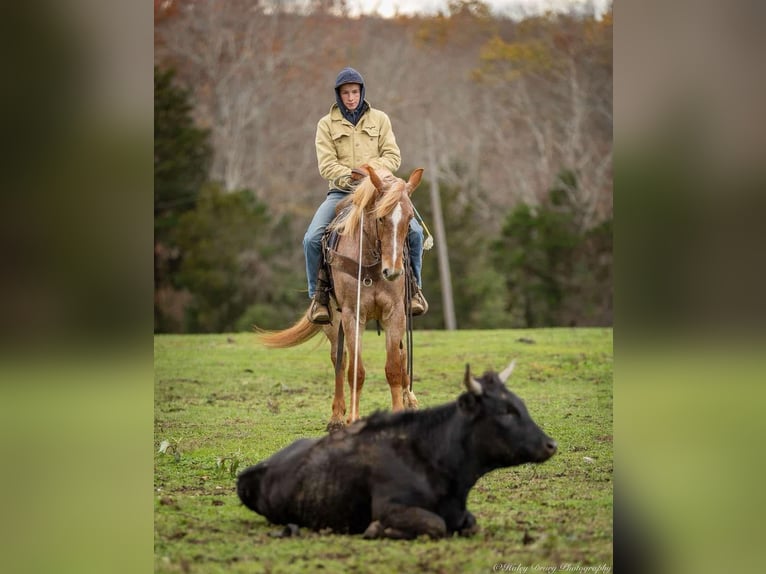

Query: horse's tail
[257,311,323,349]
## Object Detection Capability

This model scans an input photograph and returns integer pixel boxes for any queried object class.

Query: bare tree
[157,0,345,207]
[473,11,613,228]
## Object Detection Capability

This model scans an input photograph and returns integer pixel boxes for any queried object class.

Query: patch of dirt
[167,531,186,540]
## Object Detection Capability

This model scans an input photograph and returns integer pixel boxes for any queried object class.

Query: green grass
[154,328,612,573]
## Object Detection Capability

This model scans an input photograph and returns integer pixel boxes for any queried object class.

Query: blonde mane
[330,171,408,237]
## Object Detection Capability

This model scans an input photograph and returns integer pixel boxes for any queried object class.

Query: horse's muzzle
[381,267,403,281]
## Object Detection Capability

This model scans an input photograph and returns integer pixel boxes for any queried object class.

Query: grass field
[154,328,613,573]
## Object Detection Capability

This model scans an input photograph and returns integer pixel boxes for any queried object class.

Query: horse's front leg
[383,318,406,412]
[401,347,418,411]
[326,323,346,433]
[383,306,418,411]
[343,309,366,424]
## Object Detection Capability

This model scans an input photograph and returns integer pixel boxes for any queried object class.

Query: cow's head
[458,360,557,467]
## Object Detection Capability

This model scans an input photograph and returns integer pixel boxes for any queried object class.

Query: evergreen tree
[154,66,211,242]
[174,184,302,333]
[154,66,212,332]
[491,171,612,327]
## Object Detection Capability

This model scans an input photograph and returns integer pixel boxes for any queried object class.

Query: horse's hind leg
[328,354,347,432]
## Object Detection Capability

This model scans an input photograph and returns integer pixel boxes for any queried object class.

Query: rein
[350,208,365,422]
[404,248,414,392]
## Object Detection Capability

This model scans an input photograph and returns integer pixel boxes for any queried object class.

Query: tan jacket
[315,102,401,190]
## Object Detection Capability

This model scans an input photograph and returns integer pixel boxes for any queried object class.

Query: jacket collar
[330,101,371,126]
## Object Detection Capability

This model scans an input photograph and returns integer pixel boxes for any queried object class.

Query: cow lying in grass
[237,361,557,539]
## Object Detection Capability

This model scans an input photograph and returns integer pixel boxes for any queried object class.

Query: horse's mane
[330,171,407,237]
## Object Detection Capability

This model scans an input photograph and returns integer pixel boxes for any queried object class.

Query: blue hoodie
[334,67,369,126]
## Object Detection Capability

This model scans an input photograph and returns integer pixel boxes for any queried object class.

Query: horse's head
[365,165,424,282]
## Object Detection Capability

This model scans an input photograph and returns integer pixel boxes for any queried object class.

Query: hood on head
[334,67,366,115]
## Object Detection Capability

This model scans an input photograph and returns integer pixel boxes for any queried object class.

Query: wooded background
[154,0,613,332]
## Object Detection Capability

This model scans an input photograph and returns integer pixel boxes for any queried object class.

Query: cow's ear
[459,364,482,414]
[458,392,479,415]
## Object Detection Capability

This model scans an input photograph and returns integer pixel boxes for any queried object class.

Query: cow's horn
[499,360,517,383]
[463,364,483,395]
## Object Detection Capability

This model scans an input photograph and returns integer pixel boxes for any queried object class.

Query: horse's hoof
[326,420,345,434]
[403,391,419,410]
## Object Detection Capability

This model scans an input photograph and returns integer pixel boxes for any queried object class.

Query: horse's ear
[365,165,384,190]
[406,168,424,195]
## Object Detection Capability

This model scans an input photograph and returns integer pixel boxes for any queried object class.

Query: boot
[410,288,428,316]
[308,297,331,324]
[308,267,332,325]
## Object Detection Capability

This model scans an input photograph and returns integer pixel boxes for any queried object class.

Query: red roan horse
[259,165,423,432]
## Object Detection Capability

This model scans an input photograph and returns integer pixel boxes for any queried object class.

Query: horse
[258,165,424,432]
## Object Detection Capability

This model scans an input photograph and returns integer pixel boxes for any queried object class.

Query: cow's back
[237,438,316,516]
[237,435,373,533]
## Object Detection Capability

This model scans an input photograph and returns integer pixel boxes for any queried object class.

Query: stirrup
[410,289,428,316]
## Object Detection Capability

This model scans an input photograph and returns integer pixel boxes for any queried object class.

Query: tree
[156,0,347,203]
[154,4,613,330]
[413,168,507,330]
[174,184,302,333]
[154,66,211,237]
[491,170,611,327]
[474,10,613,228]
[154,66,212,332]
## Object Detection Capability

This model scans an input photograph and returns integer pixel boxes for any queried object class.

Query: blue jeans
[303,190,424,298]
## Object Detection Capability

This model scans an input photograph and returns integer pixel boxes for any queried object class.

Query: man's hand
[333,167,369,191]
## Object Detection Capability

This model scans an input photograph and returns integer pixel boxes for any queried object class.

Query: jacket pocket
[332,129,352,159]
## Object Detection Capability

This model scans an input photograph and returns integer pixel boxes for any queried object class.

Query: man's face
[339,83,361,111]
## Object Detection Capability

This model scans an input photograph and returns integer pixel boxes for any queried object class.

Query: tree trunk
[425,118,457,330]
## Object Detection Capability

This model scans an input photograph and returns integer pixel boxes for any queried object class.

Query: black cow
[237,361,557,539]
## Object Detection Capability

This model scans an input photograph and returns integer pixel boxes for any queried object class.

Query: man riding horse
[303,67,428,324]
[260,165,425,430]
